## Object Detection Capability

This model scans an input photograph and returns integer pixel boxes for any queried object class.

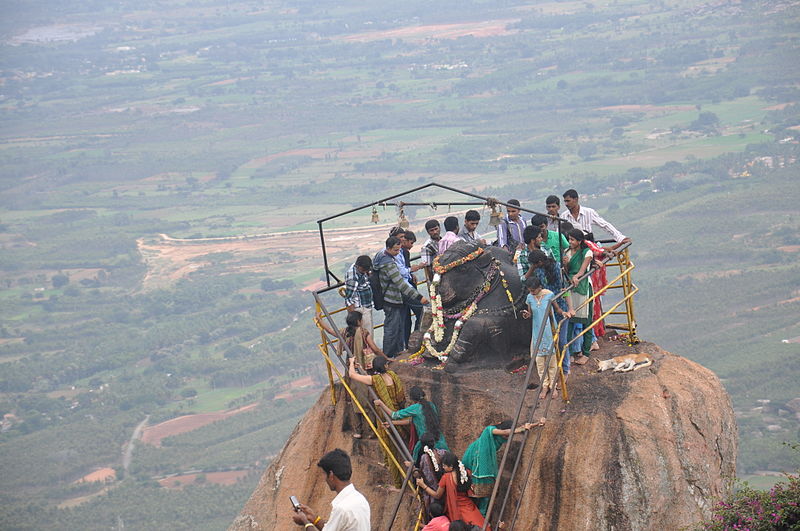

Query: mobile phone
[290,495,301,511]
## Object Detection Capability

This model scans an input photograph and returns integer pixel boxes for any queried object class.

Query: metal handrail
[496,311,564,523]
[482,242,632,529]
[315,240,637,530]
[313,294,426,530]
[316,181,569,286]
[313,298,415,463]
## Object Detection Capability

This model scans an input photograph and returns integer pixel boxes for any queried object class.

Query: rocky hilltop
[231,340,736,531]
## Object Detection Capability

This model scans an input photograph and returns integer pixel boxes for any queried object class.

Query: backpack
[368,269,384,311]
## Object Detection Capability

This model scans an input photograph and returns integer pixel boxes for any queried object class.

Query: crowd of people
[303,190,629,530]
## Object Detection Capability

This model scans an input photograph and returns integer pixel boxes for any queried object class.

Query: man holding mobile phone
[291,449,370,530]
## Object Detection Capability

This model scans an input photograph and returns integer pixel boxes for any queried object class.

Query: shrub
[695,472,800,530]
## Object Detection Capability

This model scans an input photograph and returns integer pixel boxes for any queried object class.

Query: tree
[690,111,720,133]
[51,274,69,288]
[577,143,598,160]
[223,345,251,360]
[180,388,198,398]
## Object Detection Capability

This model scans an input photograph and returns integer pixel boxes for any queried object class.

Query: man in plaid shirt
[344,255,374,332]
[419,219,441,283]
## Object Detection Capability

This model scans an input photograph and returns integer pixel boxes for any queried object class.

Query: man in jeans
[373,236,429,357]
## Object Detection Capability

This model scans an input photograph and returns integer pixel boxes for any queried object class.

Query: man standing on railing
[373,236,429,357]
[343,255,374,333]
[560,189,630,250]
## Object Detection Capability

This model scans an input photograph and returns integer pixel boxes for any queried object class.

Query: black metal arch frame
[316,181,560,287]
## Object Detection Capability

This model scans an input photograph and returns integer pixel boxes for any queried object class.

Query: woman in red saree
[585,238,608,338]
[415,451,485,527]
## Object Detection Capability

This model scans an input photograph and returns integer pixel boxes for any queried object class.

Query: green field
[1,0,799,528]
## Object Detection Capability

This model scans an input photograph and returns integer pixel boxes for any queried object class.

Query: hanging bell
[488,202,503,228]
[398,208,410,229]
[371,206,379,224]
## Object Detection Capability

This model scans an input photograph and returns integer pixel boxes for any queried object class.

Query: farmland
[1,0,799,528]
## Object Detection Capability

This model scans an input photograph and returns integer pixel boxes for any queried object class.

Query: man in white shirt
[560,189,630,250]
[292,449,371,531]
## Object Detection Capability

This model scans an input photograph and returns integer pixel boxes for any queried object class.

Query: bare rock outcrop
[231,341,736,531]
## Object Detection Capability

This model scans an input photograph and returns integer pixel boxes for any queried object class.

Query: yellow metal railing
[484,242,637,530]
[313,296,426,531]
[314,245,638,530]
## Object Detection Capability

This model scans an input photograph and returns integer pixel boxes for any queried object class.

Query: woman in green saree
[563,229,595,366]
[462,418,545,516]
[375,386,449,462]
[348,355,408,489]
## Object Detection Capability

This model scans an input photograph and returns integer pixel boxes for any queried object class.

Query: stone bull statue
[423,240,530,372]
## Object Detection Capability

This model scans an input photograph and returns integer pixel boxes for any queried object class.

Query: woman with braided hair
[317,310,387,438]
[415,432,448,519]
[348,356,408,489]
[416,451,485,527]
[374,386,448,461]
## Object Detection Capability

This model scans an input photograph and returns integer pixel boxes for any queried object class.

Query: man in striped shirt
[419,219,441,283]
[560,189,630,249]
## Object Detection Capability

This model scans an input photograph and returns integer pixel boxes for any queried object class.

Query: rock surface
[231,340,736,531]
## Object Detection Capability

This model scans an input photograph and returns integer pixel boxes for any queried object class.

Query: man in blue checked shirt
[343,255,374,332]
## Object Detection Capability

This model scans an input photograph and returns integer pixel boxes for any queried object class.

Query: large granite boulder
[231,341,736,531]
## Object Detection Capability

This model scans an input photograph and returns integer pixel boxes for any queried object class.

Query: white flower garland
[429,273,445,342]
[424,267,493,362]
[424,446,439,472]
[458,461,468,485]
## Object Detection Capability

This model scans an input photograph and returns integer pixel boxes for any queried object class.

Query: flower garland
[425,252,519,363]
[429,273,446,342]
[497,264,516,318]
[425,267,495,361]
[428,249,485,342]
[432,247,484,275]
[458,461,468,485]
[424,446,439,472]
